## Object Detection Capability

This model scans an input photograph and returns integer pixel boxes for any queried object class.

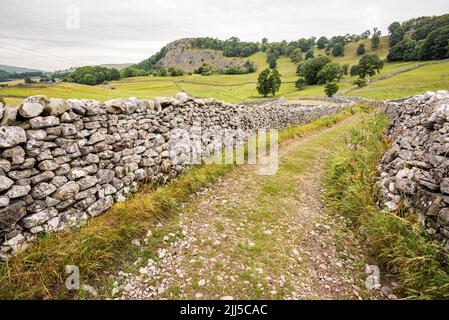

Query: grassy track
[0,108,355,299]
[117,111,374,300]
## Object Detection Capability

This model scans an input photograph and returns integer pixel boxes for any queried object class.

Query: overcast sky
[1,0,448,71]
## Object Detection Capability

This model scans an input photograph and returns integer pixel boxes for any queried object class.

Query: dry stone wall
[0,93,346,258]
[378,90,449,249]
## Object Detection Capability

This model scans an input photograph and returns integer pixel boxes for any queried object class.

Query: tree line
[387,14,449,61]
[63,66,121,85]
[0,70,45,82]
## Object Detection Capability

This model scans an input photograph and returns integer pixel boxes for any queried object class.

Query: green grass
[1,40,447,106]
[325,111,449,299]
[351,61,449,101]
[313,36,390,66]
[0,108,355,300]
[0,163,233,299]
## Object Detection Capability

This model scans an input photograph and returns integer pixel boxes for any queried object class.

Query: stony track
[113,113,382,300]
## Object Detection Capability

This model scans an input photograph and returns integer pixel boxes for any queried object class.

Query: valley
[1,6,449,304]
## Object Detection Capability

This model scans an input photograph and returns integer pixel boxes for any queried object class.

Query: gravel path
[112,114,381,300]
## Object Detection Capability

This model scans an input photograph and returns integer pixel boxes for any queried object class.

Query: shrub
[356,43,366,55]
[353,78,367,88]
[167,67,184,77]
[332,44,344,57]
[324,82,339,97]
[295,77,307,90]
[194,64,213,76]
[305,50,314,60]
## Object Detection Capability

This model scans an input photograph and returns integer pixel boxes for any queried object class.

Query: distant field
[352,61,449,100]
[1,46,448,105]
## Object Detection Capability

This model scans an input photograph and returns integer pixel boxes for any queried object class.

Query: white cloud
[0,0,448,70]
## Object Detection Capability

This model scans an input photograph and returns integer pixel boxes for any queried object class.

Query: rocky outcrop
[0,94,347,258]
[156,39,251,73]
[378,90,449,249]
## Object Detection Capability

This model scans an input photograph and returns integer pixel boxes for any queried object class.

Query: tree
[297,38,311,52]
[356,43,366,55]
[0,97,5,105]
[267,54,277,69]
[332,44,344,57]
[257,68,281,97]
[387,38,419,61]
[290,48,303,64]
[82,74,97,86]
[257,69,271,97]
[371,28,382,49]
[419,26,449,60]
[297,56,332,85]
[324,82,339,97]
[317,36,328,49]
[305,50,314,60]
[109,68,121,80]
[269,69,282,96]
[65,66,122,85]
[295,77,307,90]
[341,64,350,76]
[244,60,256,73]
[24,77,33,84]
[317,63,343,84]
[261,38,269,52]
[361,30,371,39]
[388,21,405,47]
[350,54,384,79]
[308,37,317,48]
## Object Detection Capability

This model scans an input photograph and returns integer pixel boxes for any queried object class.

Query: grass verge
[325,110,449,299]
[0,107,355,300]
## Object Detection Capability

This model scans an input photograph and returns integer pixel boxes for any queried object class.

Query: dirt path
[113,114,380,300]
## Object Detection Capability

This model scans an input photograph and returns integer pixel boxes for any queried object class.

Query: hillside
[313,36,391,64]
[97,63,133,70]
[2,50,448,106]
[0,64,45,74]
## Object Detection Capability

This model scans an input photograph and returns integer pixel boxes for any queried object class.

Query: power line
[0,41,79,64]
